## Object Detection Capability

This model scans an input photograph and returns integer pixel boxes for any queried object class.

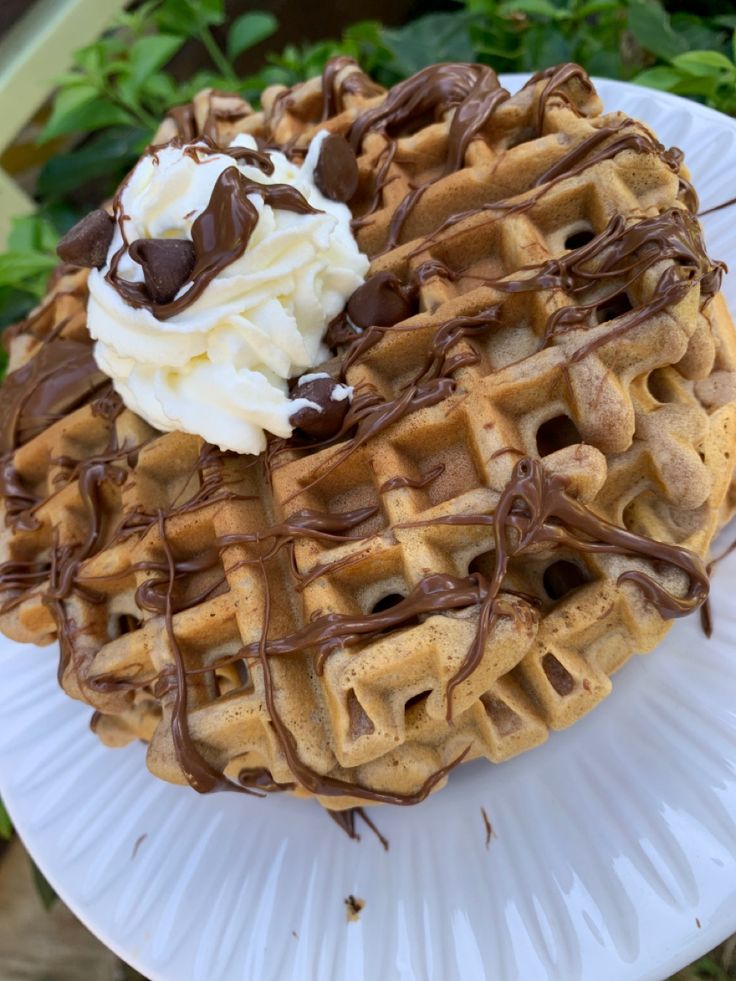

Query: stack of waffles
[1,60,734,809]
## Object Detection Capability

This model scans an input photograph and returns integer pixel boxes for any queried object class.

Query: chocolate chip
[128,238,196,305]
[56,209,115,268]
[347,271,416,327]
[290,376,350,440]
[314,133,359,203]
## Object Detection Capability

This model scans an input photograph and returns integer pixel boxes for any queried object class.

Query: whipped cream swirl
[87,132,368,454]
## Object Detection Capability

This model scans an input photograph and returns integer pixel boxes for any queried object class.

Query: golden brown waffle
[2,62,736,810]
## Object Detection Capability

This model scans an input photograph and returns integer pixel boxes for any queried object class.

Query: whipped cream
[87,132,368,454]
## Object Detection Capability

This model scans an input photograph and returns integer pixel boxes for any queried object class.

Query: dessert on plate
[1,59,735,812]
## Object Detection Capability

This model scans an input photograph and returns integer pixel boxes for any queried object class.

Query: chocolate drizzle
[0,61,726,813]
[327,807,389,849]
[320,56,382,121]
[349,64,508,250]
[0,337,105,454]
[106,156,319,321]
[526,63,595,134]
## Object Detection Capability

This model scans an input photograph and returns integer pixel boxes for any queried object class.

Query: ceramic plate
[1,76,736,981]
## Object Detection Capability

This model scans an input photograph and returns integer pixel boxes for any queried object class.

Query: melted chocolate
[0,62,723,812]
[0,457,41,532]
[0,337,105,453]
[320,56,382,121]
[313,133,359,202]
[379,463,445,495]
[346,271,416,329]
[290,375,350,440]
[107,161,319,320]
[327,807,389,849]
[525,63,594,134]
[56,210,115,269]
[349,64,508,250]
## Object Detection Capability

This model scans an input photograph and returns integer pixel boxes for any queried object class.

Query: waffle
[2,62,736,811]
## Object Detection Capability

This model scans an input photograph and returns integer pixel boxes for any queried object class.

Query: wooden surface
[0,837,143,980]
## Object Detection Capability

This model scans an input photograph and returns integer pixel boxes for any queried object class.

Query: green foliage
[636,47,736,114]
[28,0,736,203]
[0,216,58,300]
[29,858,59,910]
[1,0,736,329]
[0,215,60,341]
[228,12,278,60]
[0,797,12,840]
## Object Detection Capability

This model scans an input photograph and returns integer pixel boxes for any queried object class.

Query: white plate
[2,77,736,981]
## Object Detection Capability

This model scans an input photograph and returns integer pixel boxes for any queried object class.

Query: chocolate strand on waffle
[1,61,736,810]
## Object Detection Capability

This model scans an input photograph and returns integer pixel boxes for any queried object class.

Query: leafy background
[3,0,736,340]
[1,0,735,977]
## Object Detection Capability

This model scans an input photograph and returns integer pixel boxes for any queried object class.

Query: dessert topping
[128,238,196,305]
[84,131,369,454]
[313,133,360,202]
[347,271,416,327]
[290,372,352,440]
[56,209,115,269]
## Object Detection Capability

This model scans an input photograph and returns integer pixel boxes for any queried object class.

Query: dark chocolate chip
[290,376,350,440]
[128,238,196,305]
[314,133,360,203]
[347,271,416,327]
[56,209,115,268]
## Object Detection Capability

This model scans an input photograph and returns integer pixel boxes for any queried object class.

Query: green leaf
[40,85,132,142]
[129,34,184,86]
[577,0,621,15]
[72,42,104,75]
[30,860,58,911]
[0,288,36,334]
[0,798,11,839]
[670,13,731,55]
[227,12,278,60]
[37,126,149,201]
[156,0,225,32]
[634,66,686,90]
[498,0,563,18]
[672,50,736,76]
[380,12,474,77]
[0,253,58,286]
[627,0,688,62]
[7,215,56,253]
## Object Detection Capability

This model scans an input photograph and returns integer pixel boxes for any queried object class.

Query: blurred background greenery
[3,0,736,342]
[0,1,735,978]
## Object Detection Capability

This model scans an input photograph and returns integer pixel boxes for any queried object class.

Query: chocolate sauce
[349,64,508,250]
[699,194,736,218]
[0,337,105,453]
[166,103,196,142]
[379,463,445,495]
[178,137,274,174]
[346,271,417,330]
[313,133,359,202]
[107,163,319,320]
[320,56,382,121]
[0,61,724,812]
[0,457,41,532]
[200,90,252,144]
[327,807,389,849]
[525,63,595,134]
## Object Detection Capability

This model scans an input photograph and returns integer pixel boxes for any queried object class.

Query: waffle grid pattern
[1,65,735,808]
